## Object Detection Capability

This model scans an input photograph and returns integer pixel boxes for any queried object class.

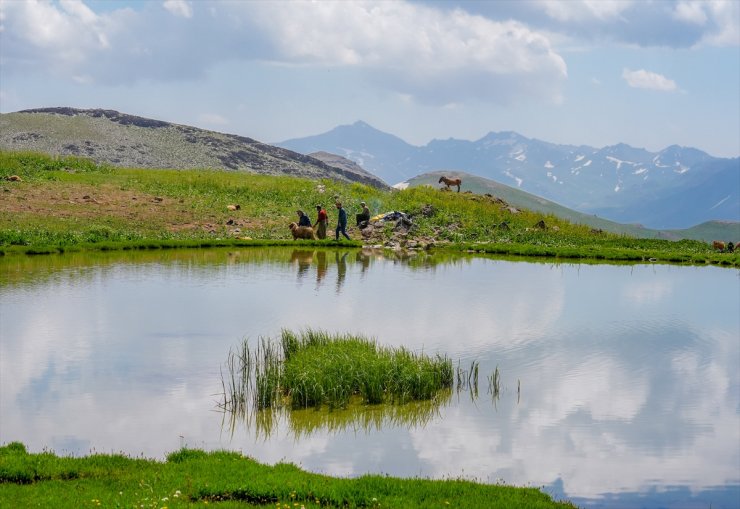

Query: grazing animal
[6,175,22,182]
[226,204,241,211]
[289,222,317,240]
[438,176,462,192]
[712,240,726,252]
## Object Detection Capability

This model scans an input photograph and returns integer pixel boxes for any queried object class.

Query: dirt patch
[0,182,265,235]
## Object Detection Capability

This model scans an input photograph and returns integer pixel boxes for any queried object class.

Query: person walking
[335,201,350,240]
[314,204,328,239]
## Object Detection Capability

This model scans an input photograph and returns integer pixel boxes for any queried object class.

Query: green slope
[402,171,739,243]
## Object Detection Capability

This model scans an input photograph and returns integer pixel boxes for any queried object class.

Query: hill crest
[0,108,388,189]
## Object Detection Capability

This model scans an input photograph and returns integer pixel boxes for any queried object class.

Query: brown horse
[438,176,462,192]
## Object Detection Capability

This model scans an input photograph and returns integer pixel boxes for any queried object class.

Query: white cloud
[0,0,568,105]
[673,1,709,25]
[163,0,192,19]
[700,0,740,47]
[244,1,567,105]
[538,0,633,22]
[622,68,678,91]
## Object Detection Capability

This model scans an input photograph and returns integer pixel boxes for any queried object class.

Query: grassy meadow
[0,442,576,508]
[1,150,738,266]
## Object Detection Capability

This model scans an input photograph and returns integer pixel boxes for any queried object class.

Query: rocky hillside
[0,108,388,189]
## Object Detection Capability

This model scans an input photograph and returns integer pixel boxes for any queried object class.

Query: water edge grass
[0,442,577,508]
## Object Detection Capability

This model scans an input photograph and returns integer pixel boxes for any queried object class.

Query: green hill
[0,108,388,189]
[401,171,740,243]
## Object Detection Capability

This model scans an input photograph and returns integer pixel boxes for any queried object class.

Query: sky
[0,0,739,158]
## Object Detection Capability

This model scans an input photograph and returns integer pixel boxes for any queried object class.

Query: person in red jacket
[314,204,328,239]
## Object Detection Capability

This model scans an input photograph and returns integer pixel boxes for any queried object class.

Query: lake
[1,248,738,508]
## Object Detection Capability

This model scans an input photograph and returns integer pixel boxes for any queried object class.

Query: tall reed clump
[281,329,453,409]
[222,329,454,413]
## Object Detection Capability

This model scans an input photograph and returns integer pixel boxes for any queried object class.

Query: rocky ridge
[0,108,388,189]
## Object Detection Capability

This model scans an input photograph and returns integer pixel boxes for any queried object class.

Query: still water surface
[1,248,738,508]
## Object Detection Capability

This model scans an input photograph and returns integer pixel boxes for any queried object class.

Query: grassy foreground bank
[1,150,737,266]
[0,443,575,508]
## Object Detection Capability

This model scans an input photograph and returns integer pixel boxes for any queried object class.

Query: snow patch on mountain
[606,156,638,170]
[338,147,376,168]
[503,169,523,187]
[652,155,671,168]
[674,164,689,174]
[544,161,554,169]
[575,155,585,162]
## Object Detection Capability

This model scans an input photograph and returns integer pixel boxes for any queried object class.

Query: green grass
[0,442,576,508]
[222,330,453,414]
[2,150,738,266]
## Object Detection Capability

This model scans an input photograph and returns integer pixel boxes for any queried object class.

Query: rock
[534,220,547,230]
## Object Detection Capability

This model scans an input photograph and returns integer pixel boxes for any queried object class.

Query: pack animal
[438,176,462,192]
[712,240,726,252]
[289,222,317,240]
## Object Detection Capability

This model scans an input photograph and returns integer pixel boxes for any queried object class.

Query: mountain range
[278,121,740,230]
[1,108,737,240]
[0,108,387,189]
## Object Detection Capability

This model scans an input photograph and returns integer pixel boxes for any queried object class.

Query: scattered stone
[153,196,164,202]
[534,220,547,230]
[507,206,519,214]
[226,219,235,225]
